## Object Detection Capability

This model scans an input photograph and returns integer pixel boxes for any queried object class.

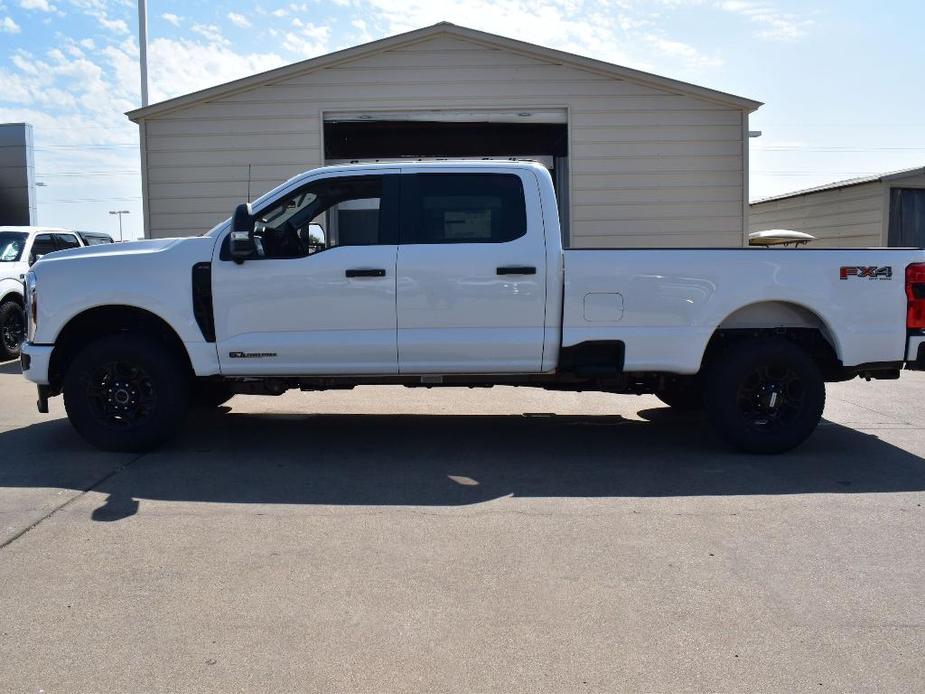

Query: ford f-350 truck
[19,161,925,453]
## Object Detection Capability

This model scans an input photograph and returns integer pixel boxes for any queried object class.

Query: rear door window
[403,173,527,244]
[29,234,57,264]
[54,233,81,251]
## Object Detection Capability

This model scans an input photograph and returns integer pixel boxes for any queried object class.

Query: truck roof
[250,158,551,210]
[0,226,72,234]
[306,159,549,174]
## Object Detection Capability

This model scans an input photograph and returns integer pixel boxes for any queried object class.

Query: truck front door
[396,170,547,373]
[212,171,401,375]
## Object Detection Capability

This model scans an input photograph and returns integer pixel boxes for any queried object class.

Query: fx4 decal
[839,266,892,281]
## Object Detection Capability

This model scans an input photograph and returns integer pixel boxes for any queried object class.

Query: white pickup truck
[20,161,925,453]
[0,226,90,361]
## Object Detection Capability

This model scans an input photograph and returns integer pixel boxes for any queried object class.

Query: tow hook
[36,385,49,414]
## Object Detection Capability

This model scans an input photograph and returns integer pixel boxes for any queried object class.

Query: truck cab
[214,163,554,376]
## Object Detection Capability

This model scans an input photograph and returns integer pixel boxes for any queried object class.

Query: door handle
[497,266,537,275]
[345,268,386,278]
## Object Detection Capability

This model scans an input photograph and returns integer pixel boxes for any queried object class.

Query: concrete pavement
[0,363,923,691]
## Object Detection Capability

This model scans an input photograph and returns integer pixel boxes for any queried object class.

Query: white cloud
[147,38,285,103]
[717,0,811,41]
[227,12,251,29]
[281,22,329,58]
[1,16,20,32]
[351,0,648,71]
[645,35,723,69]
[351,18,373,43]
[192,23,228,45]
[96,14,129,34]
[20,0,56,11]
[161,12,180,27]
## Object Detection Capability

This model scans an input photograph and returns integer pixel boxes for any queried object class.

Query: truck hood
[33,236,215,267]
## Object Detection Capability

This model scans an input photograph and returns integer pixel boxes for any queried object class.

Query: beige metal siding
[141,34,746,245]
[890,174,925,188]
[749,182,885,247]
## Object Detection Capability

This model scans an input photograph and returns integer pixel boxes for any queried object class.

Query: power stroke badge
[229,352,278,358]
[839,266,892,281]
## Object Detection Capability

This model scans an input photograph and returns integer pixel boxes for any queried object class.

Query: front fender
[30,237,215,346]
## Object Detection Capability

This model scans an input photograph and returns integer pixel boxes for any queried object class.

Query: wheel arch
[702,300,842,374]
[0,290,24,307]
[49,304,194,392]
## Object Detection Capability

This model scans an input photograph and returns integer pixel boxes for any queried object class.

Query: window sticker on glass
[444,210,492,240]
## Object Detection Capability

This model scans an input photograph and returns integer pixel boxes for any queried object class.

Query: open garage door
[323,109,569,245]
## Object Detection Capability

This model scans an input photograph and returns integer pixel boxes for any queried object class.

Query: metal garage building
[127,22,762,247]
[749,165,925,247]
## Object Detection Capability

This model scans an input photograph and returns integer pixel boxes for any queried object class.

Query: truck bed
[562,248,924,373]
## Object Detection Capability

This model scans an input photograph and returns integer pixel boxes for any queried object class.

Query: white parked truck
[0,227,87,360]
[19,162,925,453]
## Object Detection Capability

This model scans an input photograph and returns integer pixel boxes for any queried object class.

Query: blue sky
[0,0,923,240]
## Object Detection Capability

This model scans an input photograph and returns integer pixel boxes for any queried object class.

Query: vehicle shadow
[0,408,923,521]
[0,360,21,375]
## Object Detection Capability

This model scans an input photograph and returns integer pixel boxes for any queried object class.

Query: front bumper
[21,341,52,385]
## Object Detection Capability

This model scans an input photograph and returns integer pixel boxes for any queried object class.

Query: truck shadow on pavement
[0,407,923,522]
[0,360,22,375]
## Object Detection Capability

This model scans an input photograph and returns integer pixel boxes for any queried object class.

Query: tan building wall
[135,29,755,247]
[749,181,886,247]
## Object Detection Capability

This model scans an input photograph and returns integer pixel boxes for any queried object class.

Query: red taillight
[907,263,925,329]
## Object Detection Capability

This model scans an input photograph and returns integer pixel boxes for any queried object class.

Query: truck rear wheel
[704,338,825,454]
[0,299,24,361]
[63,334,190,452]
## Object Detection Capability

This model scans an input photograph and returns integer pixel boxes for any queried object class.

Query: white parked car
[0,226,85,360]
[19,162,925,453]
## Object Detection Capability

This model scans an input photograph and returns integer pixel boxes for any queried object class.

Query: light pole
[138,0,148,107]
[109,210,130,242]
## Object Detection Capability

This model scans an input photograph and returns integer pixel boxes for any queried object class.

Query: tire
[704,338,825,454]
[191,380,235,409]
[655,378,703,411]
[0,299,24,361]
[63,334,190,452]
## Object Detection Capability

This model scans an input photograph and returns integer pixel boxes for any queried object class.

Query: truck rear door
[396,169,547,373]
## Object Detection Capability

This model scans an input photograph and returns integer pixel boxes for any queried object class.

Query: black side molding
[192,262,216,342]
[558,340,625,377]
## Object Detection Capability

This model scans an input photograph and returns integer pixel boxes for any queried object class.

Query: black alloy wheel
[85,360,158,428]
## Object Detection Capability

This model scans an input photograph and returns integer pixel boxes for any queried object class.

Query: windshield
[0,232,27,262]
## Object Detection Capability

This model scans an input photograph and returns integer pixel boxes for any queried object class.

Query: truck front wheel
[63,334,190,452]
[704,338,825,454]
